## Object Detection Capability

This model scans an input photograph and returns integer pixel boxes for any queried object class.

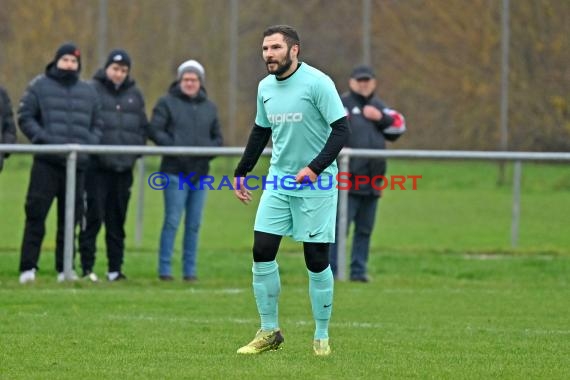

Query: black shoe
[159,275,174,281]
[183,275,197,282]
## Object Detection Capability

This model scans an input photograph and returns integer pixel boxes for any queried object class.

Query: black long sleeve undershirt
[308,116,350,175]
[234,124,272,177]
[234,116,350,177]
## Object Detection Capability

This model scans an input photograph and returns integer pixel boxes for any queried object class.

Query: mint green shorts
[254,190,338,243]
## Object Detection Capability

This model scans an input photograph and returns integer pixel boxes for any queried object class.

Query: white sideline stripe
[14,312,570,336]
[463,254,554,261]
[20,287,247,295]
[7,287,560,297]
[103,315,570,335]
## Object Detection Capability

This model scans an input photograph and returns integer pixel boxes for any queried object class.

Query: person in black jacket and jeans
[329,65,405,282]
[78,49,148,282]
[0,86,17,172]
[18,43,102,284]
[148,59,223,281]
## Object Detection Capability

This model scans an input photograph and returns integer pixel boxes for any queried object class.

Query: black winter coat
[18,64,102,169]
[90,69,148,172]
[148,82,223,179]
[343,90,399,196]
[0,86,17,171]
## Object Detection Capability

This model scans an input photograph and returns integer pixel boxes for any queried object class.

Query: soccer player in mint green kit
[233,25,350,356]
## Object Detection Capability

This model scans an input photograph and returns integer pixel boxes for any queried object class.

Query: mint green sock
[308,265,334,339]
[252,260,280,331]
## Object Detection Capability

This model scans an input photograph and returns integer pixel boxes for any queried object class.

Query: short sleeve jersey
[255,63,345,197]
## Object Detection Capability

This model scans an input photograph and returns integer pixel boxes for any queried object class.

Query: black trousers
[19,159,85,272]
[78,168,133,273]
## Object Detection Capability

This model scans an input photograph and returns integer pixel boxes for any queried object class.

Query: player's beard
[266,47,293,76]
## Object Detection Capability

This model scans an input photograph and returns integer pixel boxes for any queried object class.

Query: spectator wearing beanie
[148,59,223,282]
[176,60,205,83]
[78,48,148,283]
[17,42,103,284]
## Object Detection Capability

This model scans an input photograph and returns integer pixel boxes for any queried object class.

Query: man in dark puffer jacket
[148,59,223,282]
[18,43,102,284]
[78,49,148,282]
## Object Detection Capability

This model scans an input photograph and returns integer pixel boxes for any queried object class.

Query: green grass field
[1,156,569,379]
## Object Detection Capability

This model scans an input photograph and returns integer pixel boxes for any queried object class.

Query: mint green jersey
[255,63,345,197]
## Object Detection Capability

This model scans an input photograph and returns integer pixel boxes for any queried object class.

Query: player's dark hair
[263,25,301,56]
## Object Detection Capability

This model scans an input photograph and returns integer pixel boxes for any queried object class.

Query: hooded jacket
[89,69,148,172]
[18,61,102,168]
[148,82,223,179]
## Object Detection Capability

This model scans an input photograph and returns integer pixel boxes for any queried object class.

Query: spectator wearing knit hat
[148,59,223,282]
[177,59,205,83]
[78,48,148,283]
[17,42,103,284]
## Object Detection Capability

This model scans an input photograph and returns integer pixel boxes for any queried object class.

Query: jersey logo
[263,97,272,104]
[351,106,361,115]
[267,112,303,124]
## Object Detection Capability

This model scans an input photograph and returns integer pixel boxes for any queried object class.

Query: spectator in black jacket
[330,65,405,282]
[148,59,223,282]
[18,43,102,284]
[0,86,17,172]
[78,49,148,282]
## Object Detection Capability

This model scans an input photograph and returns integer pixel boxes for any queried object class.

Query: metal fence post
[134,157,145,247]
[511,160,522,248]
[362,0,371,66]
[336,153,350,281]
[63,150,77,280]
[498,0,510,185]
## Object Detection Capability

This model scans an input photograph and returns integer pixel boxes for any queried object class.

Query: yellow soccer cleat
[237,329,284,354]
[313,338,331,356]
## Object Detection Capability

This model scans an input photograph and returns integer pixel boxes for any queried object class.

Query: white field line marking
[100,315,570,335]
[12,287,247,295]
[462,254,554,261]
[12,311,570,335]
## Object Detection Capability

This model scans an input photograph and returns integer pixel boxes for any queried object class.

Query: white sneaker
[57,271,79,283]
[19,269,36,284]
[84,272,99,283]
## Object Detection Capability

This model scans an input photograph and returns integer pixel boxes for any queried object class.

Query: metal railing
[2,144,569,281]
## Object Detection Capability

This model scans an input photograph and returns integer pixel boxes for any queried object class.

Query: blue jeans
[330,194,379,279]
[158,173,207,277]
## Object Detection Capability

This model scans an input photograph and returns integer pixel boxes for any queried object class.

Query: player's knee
[253,231,280,262]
